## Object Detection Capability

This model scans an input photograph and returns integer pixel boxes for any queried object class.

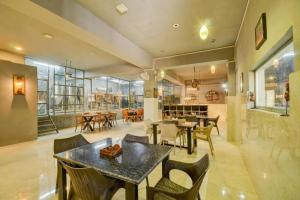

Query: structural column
[143,72,159,121]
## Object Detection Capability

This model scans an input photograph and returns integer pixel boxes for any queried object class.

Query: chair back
[212,115,220,124]
[60,161,119,200]
[123,134,149,144]
[184,154,209,199]
[54,134,89,154]
[160,123,178,141]
[75,114,83,123]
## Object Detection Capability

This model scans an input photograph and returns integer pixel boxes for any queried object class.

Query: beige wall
[233,0,300,199]
[0,60,37,146]
[0,50,24,64]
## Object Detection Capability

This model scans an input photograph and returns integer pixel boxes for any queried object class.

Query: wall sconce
[13,75,25,95]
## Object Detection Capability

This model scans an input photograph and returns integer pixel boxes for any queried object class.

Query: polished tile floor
[0,121,258,200]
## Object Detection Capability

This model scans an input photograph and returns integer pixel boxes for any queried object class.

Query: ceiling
[169,63,228,82]
[76,0,248,57]
[0,4,129,70]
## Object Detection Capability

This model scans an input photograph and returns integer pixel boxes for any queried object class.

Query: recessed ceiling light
[199,25,209,40]
[43,33,54,39]
[172,23,180,28]
[116,3,128,15]
[15,46,23,51]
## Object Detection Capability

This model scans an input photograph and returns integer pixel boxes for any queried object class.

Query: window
[129,81,144,108]
[255,42,294,112]
[25,58,85,115]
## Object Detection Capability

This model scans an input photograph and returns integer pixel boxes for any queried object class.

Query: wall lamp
[13,75,25,95]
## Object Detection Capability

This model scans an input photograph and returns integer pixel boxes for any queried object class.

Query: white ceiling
[169,63,228,82]
[76,0,248,57]
[0,4,128,70]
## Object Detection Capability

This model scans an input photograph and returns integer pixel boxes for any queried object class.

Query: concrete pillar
[226,62,237,141]
[143,72,159,121]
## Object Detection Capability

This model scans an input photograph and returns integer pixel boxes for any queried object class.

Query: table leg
[57,161,67,200]
[125,182,138,200]
[153,124,158,144]
[187,127,193,154]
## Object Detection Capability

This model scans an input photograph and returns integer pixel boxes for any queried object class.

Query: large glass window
[129,81,144,108]
[26,58,85,115]
[255,42,294,112]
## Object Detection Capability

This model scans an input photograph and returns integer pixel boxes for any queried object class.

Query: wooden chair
[136,108,144,121]
[122,109,129,122]
[54,134,90,194]
[208,115,220,135]
[93,112,106,131]
[147,154,209,200]
[60,161,124,200]
[108,112,117,126]
[75,114,83,132]
[193,124,214,155]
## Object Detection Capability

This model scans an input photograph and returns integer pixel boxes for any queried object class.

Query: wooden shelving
[163,104,208,116]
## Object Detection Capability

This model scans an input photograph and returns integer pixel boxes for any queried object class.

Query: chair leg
[208,138,214,156]
[216,125,220,135]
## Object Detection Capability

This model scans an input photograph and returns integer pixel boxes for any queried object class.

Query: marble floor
[0,121,258,200]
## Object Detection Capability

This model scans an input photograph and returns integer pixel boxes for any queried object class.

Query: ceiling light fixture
[15,46,23,51]
[199,25,209,40]
[172,23,180,28]
[43,33,54,39]
[211,65,216,74]
[160,70,165,78]
[116,3,128,15]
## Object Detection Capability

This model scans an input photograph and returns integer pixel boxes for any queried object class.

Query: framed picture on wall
[255,13,267,50]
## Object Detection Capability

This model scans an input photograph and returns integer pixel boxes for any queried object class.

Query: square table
[54,138,172,200]
[151,121,198,154]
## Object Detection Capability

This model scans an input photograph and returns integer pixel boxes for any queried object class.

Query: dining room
[0,0,300,200]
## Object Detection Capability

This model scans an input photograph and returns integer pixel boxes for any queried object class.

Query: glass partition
[129,80,144,108]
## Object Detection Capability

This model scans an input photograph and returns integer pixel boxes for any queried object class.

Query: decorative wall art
[255,13,267,50]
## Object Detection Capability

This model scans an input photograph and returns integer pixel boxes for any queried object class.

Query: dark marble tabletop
[54,138,172,184]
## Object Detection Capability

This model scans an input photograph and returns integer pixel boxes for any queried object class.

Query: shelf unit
[163,104,208,116]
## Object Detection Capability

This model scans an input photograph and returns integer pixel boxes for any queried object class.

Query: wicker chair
[160,123,183,154]
[136,108,144,121]
[208,115,220,135]
[147,154,209,200]
[123,133,149,144]
[193,125,214,155]
[54,134,90,193]
[60,161,124,200]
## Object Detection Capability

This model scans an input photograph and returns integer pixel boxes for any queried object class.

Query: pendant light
[191,66,198,88]
[199,25,209,40]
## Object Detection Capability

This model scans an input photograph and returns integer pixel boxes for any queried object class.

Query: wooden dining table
[82,113,98,132]
[54,138,172,200]
[151,121,198,154]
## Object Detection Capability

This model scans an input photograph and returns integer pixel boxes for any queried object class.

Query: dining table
[54,138,172,200]
[196,116,216,126]
[102,113,113,128]
[82,113,98,132]
[151,121,198,154]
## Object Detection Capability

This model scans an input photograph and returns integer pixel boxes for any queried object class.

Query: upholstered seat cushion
[153,177,188,199]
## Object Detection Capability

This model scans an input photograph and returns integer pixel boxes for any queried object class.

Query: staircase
[38,115,59,135]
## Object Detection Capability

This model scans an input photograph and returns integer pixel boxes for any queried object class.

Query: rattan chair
[147,154,209,200]
[60,161,124,200]
[54,134,90,193]
[193,125,214,155]
[160,123,183,154]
